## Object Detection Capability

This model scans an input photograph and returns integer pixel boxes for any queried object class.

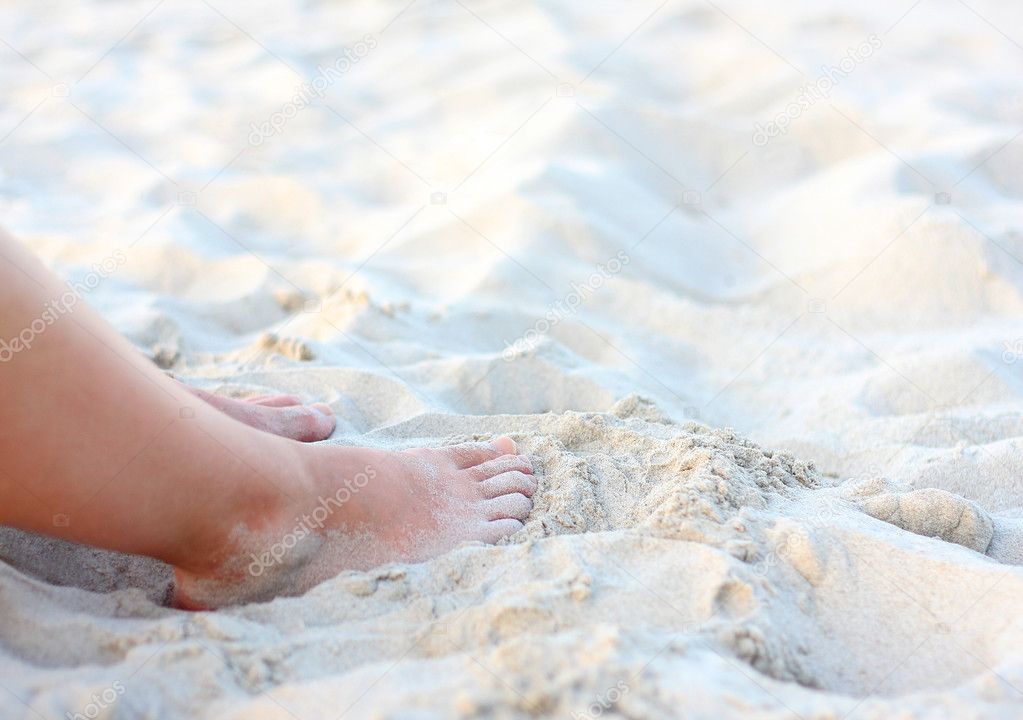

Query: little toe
[485,492,533,521]
[480,471,537,499]
[479,518,525,543]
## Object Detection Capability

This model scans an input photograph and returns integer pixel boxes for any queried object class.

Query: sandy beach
[2,0,1023,717]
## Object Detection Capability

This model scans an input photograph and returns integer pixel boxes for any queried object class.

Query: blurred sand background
[2,0,1023,717]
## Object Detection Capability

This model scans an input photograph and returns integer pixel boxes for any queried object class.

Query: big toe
[492,436,517,455]
[283,406,336,442]
[447,437,519,469]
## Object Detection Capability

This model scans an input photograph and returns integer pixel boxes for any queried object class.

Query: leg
[0,229,535,608]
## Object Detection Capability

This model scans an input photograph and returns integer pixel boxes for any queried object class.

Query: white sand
[2,0,1023,717]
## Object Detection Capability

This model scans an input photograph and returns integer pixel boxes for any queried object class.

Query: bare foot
[172,436,535,609]
[184,385,336,441]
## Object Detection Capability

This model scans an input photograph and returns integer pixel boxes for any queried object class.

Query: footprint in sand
[257,332,316,361]
[852,484,994,554]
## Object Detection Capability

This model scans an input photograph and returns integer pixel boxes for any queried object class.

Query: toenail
[312,403,334,416]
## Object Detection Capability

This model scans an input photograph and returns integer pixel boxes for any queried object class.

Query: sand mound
[5,406,1023,718]
[852,482,994,553]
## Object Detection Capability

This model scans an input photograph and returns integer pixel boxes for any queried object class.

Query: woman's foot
[184,385,336,441]
[172,436,536,609]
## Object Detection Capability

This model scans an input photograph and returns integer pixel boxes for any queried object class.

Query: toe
[467,454,533,480]
[251,394,303,407]
[491,436,517,455]
[480,471,537,498]
[288,406,336,442]
[485,492,533,521]
[478,518,524,544]
[311,402,334,416]
[448,437,517,469]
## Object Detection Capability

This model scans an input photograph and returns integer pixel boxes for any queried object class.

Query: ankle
[167,436,314,574]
